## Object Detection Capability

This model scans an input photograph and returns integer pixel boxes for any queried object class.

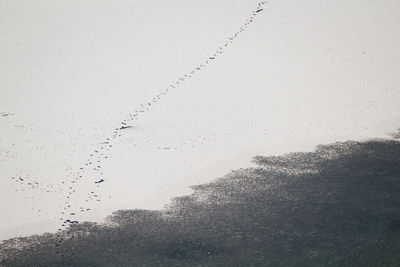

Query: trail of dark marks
[60,0,268,228]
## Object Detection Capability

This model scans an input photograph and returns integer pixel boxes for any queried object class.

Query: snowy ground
[0,0,399,240]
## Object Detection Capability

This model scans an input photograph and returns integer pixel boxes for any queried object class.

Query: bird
[1,112,14,117]
[119,126,133,130]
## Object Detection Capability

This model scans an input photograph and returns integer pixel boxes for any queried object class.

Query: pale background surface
[1,0,399,240]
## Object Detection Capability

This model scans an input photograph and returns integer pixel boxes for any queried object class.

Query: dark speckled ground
[1,135,400,266]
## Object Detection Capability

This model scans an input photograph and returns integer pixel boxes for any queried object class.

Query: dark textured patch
[1,136,400,266]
